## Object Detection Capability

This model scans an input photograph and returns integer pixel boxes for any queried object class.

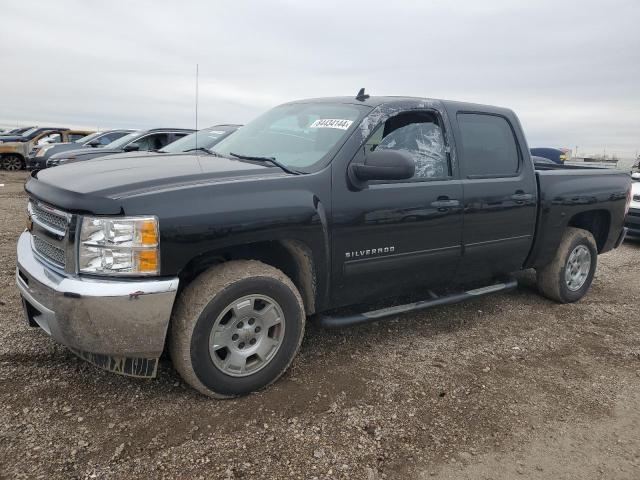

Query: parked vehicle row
[16,92,633,398]
[26,130,134,170]
[42,125,239,167]
[0,127,94,170]
[1,124,241,170]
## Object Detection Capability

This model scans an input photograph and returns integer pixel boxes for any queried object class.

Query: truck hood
[26,153,283,214]
[49,147,122,160]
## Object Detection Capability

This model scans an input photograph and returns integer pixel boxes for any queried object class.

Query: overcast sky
[1,0,638,158]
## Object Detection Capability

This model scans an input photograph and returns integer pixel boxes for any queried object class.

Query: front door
[330,109,464,307]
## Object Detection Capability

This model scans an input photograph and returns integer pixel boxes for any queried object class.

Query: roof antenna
[355,87,369,101]
[195,63,199,150]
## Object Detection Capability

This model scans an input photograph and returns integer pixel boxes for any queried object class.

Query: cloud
[1,0,638,157]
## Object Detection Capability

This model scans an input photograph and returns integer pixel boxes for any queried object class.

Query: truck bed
[525,167,631,269]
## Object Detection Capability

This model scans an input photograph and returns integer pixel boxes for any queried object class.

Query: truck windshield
[210,103,369,172]
[75,132,101,144]
[161,128,234,153]
[21,127,39,137]
[105,131,141,150]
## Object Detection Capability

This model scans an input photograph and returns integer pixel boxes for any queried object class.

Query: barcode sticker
[309,119,353,130]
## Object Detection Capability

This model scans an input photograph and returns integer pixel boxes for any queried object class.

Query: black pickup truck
[16,94,632,398]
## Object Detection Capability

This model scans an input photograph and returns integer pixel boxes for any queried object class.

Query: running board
[314,278,518,329]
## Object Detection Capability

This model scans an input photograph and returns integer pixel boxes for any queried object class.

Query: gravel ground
[1,170,639,479]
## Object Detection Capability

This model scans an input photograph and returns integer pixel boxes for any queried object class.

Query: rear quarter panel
[525,169,631,268]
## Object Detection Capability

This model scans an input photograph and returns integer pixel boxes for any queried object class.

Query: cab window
[366,111,449,180]
[135,133,170,151]
[36,133,62,145]
[457,113,519,177]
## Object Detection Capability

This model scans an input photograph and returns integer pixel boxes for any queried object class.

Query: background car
[27,129,133,169]
[530,147,571,164]
[47,128,195,166]
[625,179,640,240]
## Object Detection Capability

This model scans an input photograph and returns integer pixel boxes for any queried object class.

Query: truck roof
[287,95,515,117]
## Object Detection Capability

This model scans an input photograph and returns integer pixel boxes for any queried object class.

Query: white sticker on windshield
[309,119,353,130]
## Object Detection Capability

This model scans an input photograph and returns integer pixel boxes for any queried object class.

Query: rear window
[457,113,519,177]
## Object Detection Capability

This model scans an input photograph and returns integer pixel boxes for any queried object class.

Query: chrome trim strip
[28,201,67,237]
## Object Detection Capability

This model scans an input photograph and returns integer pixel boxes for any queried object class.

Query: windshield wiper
[228,152,304,175]
[183,147,213,154]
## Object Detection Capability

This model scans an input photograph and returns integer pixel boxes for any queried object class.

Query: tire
[2,155,24,171]
[169,260,305,398]
[536,227,598,303]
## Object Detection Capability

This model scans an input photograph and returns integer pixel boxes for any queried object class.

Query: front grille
[31,201,68,234]
[33,234,66,268]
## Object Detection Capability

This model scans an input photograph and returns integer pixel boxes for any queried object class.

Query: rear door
[452,111,537,281]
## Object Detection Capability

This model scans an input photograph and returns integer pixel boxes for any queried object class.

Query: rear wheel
[536,227,597,303]
[169,260,305,398]
[2,155,24,171]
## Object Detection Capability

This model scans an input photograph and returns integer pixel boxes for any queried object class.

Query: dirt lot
[1,170,639,479]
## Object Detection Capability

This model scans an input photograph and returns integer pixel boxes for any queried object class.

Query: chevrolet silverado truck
[16,94,632,398]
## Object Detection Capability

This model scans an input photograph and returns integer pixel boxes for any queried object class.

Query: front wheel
[536,227,598,303]
[169,260,305,398]
[2,155,24,171]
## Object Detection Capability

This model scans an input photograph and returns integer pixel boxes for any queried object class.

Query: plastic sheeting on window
[376,122,447,178]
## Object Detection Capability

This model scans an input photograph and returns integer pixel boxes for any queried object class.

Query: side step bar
[314,278,518,329]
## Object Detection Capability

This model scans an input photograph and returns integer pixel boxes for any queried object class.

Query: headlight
[79,216,160,276]
[36,145,54,157]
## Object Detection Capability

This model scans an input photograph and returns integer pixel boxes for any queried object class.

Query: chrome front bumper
[16,231,179,377]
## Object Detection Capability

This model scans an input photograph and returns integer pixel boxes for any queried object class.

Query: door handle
[510,192,534,203]
[431,199,460,208]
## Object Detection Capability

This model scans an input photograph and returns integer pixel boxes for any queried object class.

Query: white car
[626,175,640,239]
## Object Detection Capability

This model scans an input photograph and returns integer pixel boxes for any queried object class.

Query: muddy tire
[536,227,598,303]
[2,155,24,171]
[169,260,305,398]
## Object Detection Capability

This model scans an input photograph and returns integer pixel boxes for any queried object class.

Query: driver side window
[366,112,449,180]
[37,133,62,145]
[136,134,169,151]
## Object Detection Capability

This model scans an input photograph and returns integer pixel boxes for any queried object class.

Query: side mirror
[87,140,101,147]
[350,149,415,182]
[123,143,140,152]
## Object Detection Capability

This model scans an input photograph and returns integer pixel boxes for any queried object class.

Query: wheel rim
[208,294,285,377]
[565,245,591,291]
[4,156,22,171]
